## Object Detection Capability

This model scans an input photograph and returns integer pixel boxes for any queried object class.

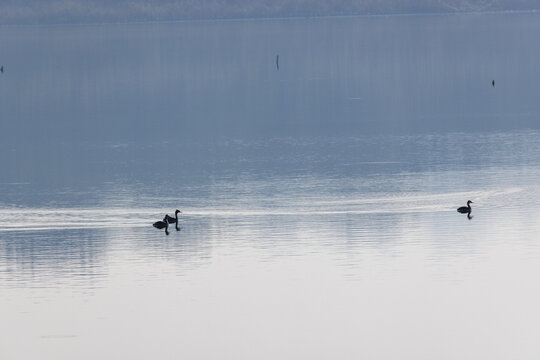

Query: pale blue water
[1,13,540,359]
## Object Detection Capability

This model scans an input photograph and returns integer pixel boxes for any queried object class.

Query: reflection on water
[2,132,540,359]
[2,12,540,360]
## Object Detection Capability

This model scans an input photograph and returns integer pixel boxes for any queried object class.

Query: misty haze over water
[1,12,539,146]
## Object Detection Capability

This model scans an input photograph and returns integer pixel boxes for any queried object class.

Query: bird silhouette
[153,216,169,235]
[165,209,181,231]
[457,200,473,214]
[492,80,495,87]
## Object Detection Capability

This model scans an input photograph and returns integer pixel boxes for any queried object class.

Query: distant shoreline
[0,8,538,28]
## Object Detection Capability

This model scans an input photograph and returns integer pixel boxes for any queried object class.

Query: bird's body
[492,80,495,87]
[457,200,473,213]
[153,216,169,235]
[0,66,3,73]
[276,55,279,70]
[164,215,175,224]
[165,209,181,231]
[165,209,181,224]
[153,220,167,229]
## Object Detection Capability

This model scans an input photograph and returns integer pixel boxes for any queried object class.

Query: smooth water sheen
[1,13,540,360]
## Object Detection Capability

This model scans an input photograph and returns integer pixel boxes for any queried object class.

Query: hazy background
[2,12,540,148]
[1,0,540,25]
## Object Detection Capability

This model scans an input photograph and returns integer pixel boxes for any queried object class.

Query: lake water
[1,12,540,359]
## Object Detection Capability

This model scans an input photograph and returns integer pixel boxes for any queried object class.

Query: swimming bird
[0,66,3,73]
[153,216,169,235]
[276,55,279,70]
[492,80,495,87]
[457,200,473,214]
[165,209,181,231]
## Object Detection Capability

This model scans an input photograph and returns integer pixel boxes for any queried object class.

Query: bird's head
[175,209,181,214]
[467,200,473,205]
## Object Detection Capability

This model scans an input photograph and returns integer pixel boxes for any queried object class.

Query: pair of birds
[153,209,181,235]
[457,200,473,220]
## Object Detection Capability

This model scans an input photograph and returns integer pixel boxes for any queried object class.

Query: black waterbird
[457,200,473,214]
[165,209,181,231]
[153,216,169,235]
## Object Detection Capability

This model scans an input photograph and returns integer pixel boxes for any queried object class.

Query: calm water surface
[1,13,540,359]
